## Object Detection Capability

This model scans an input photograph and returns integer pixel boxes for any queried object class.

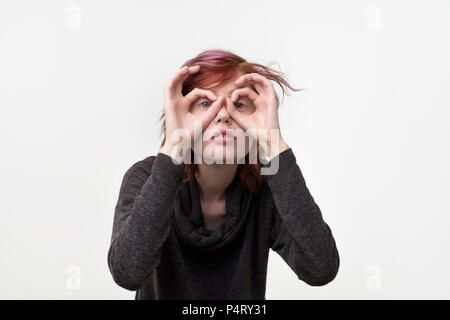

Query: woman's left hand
[225,73,289,160]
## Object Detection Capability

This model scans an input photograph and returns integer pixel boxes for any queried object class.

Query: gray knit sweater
[107,148,339,299]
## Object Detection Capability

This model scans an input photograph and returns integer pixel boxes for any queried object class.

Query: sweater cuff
[151,152,186,184]
[261,147,297,177]
[262,148,308,195]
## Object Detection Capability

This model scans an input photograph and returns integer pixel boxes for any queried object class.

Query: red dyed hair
[159,49,301,193]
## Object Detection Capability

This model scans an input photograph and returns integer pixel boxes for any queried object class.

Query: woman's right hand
[160,65,224,162]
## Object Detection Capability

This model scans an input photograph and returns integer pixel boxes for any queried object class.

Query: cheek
[189,106,202,115]
[244,104,256,115]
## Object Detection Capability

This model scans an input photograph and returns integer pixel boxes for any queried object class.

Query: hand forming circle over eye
[161,65,225,160]
[224,73,290,159]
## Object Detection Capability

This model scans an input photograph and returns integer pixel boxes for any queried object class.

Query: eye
[235,102,245,109]
[200,101,212,108]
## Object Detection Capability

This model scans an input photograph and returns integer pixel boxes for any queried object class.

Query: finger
[230,87,259,104]
[200,96,225,130]
[234,73,273,95]
[238,77,264,95]
[183,88,218,109]
[225,97,247,129]
[174,65,200,95]
[165,66,188,100]
[165,65,200,102]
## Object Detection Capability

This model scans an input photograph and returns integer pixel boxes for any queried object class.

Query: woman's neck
[196,163,238,201]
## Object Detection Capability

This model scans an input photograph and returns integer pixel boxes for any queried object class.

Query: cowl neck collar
[173,173,253,252]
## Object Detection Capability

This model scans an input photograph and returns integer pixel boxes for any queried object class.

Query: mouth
[211,128,235,144]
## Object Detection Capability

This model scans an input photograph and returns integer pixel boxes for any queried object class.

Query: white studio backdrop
[0,0,449,299]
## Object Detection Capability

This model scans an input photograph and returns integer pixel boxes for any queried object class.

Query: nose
[214,96,232,125]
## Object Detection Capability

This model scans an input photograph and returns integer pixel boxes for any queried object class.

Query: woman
[107,49,340,300]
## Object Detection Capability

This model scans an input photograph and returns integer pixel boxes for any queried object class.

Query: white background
[1,0,449,299]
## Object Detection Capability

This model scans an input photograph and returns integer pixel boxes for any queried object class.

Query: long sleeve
[262,148,340,286]
[107,152,185,291]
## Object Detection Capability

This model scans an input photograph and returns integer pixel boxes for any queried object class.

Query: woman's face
[189,74,257,164]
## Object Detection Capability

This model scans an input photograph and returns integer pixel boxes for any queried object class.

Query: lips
[211,128,235,142]
[211,128,234,139]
